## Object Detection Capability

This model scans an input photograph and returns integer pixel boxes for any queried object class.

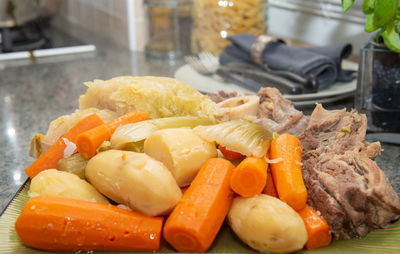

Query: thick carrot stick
[15,196,164,251]
[263,169,278,198]
[163,158,234,253]
[230,157,268,198]
[219,145,243,160]
[180,186,189,195]
[76,110,150,159]
[25,114,104,178]
[270,133,307,211]
[297,205,332,249]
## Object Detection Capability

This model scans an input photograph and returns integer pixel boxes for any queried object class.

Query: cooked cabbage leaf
[79,76,224,121]
[111,116,214,151]
[194,120,272,157]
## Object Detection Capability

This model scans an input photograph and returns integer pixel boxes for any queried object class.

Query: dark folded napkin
[219,34,355,90]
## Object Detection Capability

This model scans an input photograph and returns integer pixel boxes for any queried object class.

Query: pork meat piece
[256,87,308,136]
[207,91,238,103]
[300,104,400,239]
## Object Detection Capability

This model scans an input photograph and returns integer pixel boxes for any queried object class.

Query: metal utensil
[184,52,319,94]
[184,52,219,75]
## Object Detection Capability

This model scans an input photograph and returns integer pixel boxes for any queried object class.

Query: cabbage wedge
[193,120,272,157]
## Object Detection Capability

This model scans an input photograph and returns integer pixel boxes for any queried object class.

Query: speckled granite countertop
[0,28,184,213]
[0,29,399,215]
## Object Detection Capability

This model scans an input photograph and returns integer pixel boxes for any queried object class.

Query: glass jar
[191,0,268,56]
[145,0,192,59]
[356,41,400,133]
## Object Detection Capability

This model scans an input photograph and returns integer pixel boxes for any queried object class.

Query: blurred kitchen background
[0,0,369,59]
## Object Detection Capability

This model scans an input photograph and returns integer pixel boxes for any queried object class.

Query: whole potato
[228,194,307,253]
[144,128,217,187]
[29,169,109,204]
[85,150,182,216]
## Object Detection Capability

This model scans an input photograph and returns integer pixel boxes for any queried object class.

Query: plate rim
[174,60,357,102]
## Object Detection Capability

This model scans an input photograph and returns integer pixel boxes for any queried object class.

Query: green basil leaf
[373,0,398,27]
[366,13,379,32]
[382,23,400,52]
[363,0,376,14]
[342,0,355,12]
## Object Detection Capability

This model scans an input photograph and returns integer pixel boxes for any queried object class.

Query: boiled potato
[85,150,182,216]
[144,128,218,186]
[228,194,307,253]
[29,169,109,204]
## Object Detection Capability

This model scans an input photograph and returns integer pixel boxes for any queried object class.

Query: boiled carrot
[263,169,278,198]
[163,158,234,253]
[76,110,150,159]
[25,114,104,178]
[219,145,243,160]
[180,186,189,195]
[297,205,332,249]
[270,133,307,211]
[15,196,163,251]
[230,157,268,198]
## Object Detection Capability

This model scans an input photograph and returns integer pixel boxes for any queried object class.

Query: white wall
[268,0,371,55]
[54,0,148,51]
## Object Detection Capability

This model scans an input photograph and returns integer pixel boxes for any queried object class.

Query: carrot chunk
[25,114,104,178]
[76,110,150,159]
[15,196,163,251]
[297,205,332,249]
[219,145,243,160]
[270,133,307,211]
[263,169,279,198]
[230,157,268,198]
[163,158,234,253]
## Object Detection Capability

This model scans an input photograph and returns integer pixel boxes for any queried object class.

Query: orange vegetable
[230,157,268,198]
[270,133,307,211]
[180,186,189,194]
[263,170,278,198]
[25,114,104,178]
[219,145,243,160]
[163,158,234,253]
[297,205,332,249]
[15,196,163,251]
[76,110,150,159]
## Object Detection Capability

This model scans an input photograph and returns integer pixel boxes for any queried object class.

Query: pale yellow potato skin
[144,128,218,187]
[29,169,109,204]
[85,150,182,216]
[228,194,308,253]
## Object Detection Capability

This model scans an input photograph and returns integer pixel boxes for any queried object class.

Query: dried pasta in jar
[192,0,268,56]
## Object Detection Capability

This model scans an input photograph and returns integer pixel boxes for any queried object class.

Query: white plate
[174,60,358,101]
[292,92,354,106]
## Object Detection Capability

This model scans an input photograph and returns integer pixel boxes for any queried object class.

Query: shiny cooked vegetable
[57,153,88,179]
[15,196,163,251]
[20,75,340,252]
[270,133,307,211]
[29,169,109,204]
[164,158,235,253]
[25,114,105,179]
[194,120,272,158]
[228,194,308,253]
[110,116,214,152]
[230,157,268,198]
[85,150,182,216]
[298,205,332,249]
[144,128,218,187]
[76,110,150,159]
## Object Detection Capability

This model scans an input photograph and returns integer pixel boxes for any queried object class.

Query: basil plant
[342,0,400,52]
